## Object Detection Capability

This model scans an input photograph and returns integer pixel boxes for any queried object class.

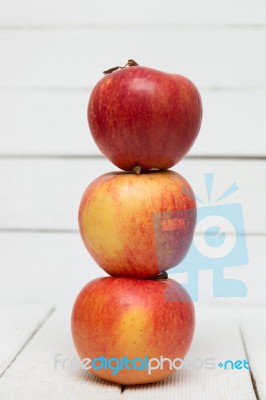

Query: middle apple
[79,170,196,278]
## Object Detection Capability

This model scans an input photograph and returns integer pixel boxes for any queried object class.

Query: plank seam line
[0,228,79,234]
[0,307,56,379]
[0,155,266,161]
[1,86,266,92]
[0,228,265,237]
[0,23,266,31]
[239,325,260,400]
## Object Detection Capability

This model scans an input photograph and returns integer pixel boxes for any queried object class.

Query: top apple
[88,60,202,171]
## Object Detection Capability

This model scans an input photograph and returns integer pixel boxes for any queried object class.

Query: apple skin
[79,170,196,278]
[71,276,195,385]
[88,65,202,171]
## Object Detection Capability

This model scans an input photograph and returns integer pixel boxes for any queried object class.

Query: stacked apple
[71,60,202,385]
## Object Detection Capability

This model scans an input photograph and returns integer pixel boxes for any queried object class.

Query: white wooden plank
[0,232,107,306]
[0,28,265,88]
[240,307,266,400]
[123,307,256,399]
[0,0,265,25]
[0,158,111,230]
[0,307,121,399]
[0,305,52,375]
[0,89,265,157]
[0,232,265,306]
[0,90,93,155]
[0,305,261,399]
[171,233,266,306]
[0,158,265,233]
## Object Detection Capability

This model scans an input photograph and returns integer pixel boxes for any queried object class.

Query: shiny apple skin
[88,65,202,171]
[79,169,196,278]
[71,276,195,385]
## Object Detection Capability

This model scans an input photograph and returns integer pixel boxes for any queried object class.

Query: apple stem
[151,271,168,281]
[132,165,142,174]
[103,59,139,75]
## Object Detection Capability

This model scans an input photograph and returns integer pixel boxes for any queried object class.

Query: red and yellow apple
[79,169,196,278]
[88,61,202,171]
[71,276,195,385]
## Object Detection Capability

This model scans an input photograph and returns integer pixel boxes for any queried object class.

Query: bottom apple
[71,275,195,385]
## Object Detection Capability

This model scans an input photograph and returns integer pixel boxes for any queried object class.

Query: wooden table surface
[0,305,265,399]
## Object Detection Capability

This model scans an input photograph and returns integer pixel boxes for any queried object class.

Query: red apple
[88,61,202,171]
[79,169,196,278]
[71,275,195,385]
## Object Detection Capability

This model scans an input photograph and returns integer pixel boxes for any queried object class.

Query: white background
[0,0,266,307]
